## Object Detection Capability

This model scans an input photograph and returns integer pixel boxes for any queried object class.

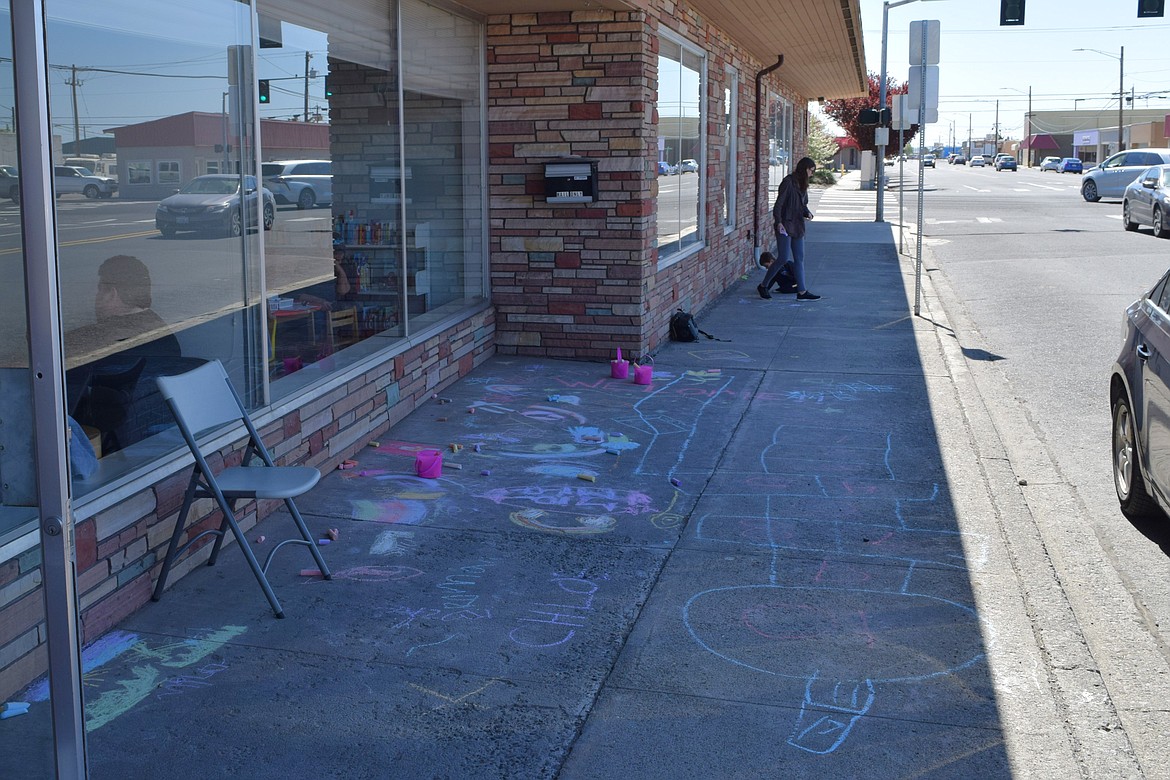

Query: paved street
[5,169,1167,778]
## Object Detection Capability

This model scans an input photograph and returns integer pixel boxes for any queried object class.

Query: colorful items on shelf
[334,211,398,247]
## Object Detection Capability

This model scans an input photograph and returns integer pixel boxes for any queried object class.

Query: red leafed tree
[822,72,919,156]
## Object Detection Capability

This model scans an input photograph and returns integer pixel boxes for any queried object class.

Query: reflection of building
[107,113,330,200]
[0,2,867,769]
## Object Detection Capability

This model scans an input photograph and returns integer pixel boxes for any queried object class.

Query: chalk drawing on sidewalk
[23,625,246,731]
[686,426,989,756]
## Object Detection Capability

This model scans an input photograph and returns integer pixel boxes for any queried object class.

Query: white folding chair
[152,360,331,618]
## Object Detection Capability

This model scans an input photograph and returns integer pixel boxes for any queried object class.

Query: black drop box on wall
[544,157,598,204]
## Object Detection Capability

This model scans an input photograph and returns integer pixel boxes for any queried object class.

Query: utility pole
[66,64,82,153]
[994,100,999,155]
[967,113,972,159]
[303,51,312,122]
[1119,45,1125,152]
[1026,86,1032,167]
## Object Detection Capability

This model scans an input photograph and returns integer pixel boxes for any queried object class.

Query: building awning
[1021,134,1060,150]
[454,0,867,100]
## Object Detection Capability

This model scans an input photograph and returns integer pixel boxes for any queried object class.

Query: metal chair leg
[286,498,332,579]
[152,476,199,602]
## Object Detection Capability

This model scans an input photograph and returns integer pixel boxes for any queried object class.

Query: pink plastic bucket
[415,449,443,478]
[633,356,654,385]
[610,359,629,379]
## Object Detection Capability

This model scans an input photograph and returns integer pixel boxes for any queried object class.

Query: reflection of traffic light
[999,0,1025,25]
[324,75,331,98]
[258,79,270,104]
[1138,0,1164,17]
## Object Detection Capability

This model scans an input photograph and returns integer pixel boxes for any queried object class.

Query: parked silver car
[261,159,332,209]
[1111,267,1170,519]
[1083,148,1170,202]
[1039,156,1061,172]
[1122,165,1170,238]
[54,165,117,199]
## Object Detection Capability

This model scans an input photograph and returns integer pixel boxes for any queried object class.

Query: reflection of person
[296,242,356,310]
[759,157,819,301]
[65,254,181,454]
[67,254,182,359]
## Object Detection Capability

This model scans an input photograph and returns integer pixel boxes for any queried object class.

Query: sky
[818,0,1170,147]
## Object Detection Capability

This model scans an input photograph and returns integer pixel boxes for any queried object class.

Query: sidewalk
[11,173,1085,778]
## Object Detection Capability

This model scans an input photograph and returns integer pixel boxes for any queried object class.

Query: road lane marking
[976,217,1003,223]
[962,185,990,192]
[1023,182,1062,191]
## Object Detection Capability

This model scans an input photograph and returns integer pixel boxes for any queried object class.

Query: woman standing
[758,156,820,301]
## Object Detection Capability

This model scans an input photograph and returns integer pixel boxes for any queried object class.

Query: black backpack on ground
[670,308,729,342]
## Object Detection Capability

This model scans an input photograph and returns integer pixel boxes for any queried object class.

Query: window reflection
[769,94,793,199]
[656,37,702,259]
[37,0,485,494]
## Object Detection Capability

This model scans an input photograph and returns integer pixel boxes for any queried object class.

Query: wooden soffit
[452,0,867,100]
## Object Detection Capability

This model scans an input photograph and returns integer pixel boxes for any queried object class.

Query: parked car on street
[1057,158,1083,174]
[54,165,117,199]
[679,158,698,173]
[1039,156,1062,172]
[657,161,678,175]
[1122,165,1170,238]
[155,174,275,238]
[1110,265,1170,520]
[922,154,935,168]
[950,154,966,165]
[261,159,332,209]
[0,165,19,203]
[1082,148,1170,201]
[994,155,1018,171]
[970,155,986,167]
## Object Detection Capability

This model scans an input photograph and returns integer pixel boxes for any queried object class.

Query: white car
[679,158,698,173]
[54,165,117,199]
[1039,156,1062,172]
[970,155,986,167]
[261,159,332,209]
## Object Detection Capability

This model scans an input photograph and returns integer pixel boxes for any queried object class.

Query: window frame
[158,159,181,184]
[722,67,737,232]
[127,160,152,185]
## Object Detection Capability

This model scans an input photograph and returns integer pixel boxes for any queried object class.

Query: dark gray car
[1122,165,1170,238]
[1111,269,1170,519]
[155,174,275,238]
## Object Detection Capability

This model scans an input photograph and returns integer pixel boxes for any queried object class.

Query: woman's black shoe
[757,284,772,299]
[796,291,821,301]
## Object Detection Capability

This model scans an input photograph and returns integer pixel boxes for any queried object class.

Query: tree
[822,72,919,156]
[806,115,838,170]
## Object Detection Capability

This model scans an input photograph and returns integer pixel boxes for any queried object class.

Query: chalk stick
[606,449,621,455]
[326,528,340,541]
[670,478,681,487]
[468,407,475,414]
[443,462,463,470]
[299,568,323,577]
[577,473,596,482]
[255,535,266,544]
[1,702,30,719]
[480,470,491,476]
[436,416,448,422]
[368,441,380,448]
[473,443,482,453]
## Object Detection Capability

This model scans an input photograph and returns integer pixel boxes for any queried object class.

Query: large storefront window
[35,0,484,495]
[656,34,703,261]
[721,69,737,229]
[768,93,793,198]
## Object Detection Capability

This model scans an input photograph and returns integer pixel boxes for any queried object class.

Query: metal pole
[303,51,311,122]
[876,1,891,221]
[914,20,927,317]
[1118,46,1125,152]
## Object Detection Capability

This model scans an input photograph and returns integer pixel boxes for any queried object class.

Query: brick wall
[0,309,493,700]
[487,3,808,361]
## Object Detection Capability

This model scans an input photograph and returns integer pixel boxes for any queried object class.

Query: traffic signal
[1138,0,1164,17]
[324,75,332,98]
[999,0,1025,25]
[258,79,270,104]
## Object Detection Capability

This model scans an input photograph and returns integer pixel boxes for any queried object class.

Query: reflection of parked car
[679,158,698,173]
[1057,158,1083,174]
[1083,149,1170,202]
[994,156,1017,171]
[155,175,275,238]
[657,161,677,175]
[1039,156,1062,172]
[1122,165,1170,238]
[261,159,332,209]
[1110,265,1170,520]
[54,165,117,199]
[0,165,19,203]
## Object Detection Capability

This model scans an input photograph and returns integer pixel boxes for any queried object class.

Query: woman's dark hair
[794,157,816,192]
